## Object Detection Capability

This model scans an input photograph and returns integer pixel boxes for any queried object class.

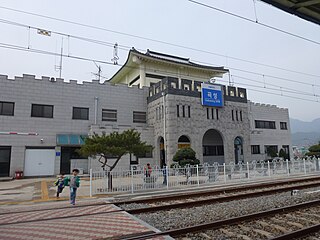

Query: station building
[0,49,292,177]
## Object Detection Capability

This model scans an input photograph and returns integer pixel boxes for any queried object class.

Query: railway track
[2,174,320,216]
[1,176,320,226]
[113,199,320,240]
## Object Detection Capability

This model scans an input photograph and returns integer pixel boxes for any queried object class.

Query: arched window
[178,135,191,149]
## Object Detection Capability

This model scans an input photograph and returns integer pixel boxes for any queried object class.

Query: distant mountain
[290,118,320,133]
[290,118,320,147]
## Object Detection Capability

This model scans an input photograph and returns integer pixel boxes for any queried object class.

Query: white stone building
[0,49,292,177]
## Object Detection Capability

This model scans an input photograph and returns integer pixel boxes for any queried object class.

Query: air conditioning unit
[131,165,138,171]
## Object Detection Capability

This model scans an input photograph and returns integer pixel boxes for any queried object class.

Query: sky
[0,0,319,121]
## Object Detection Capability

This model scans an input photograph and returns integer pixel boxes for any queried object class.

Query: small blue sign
[201,83,224,107]
[56,152,61,157]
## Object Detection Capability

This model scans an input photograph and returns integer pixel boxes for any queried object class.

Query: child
[64,169,80,205]
[54,174,65,198]
[144,163,152,177]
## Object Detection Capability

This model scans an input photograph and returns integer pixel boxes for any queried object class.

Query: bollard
[286,159,289,176]
[166,166,169,190]
[267,161,271,177]
[246,162,250,179]
[131,167,134,194]
[303,159,307,175]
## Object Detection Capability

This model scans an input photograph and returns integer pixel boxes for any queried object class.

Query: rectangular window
[133,111,147,123]
[177,105,180,118]
[265,145,278,156]
[161,106,164,119]
[73,107,89,120]
[182,105,185,118]
[251,145,260,154]
[203,145,224,156]
[255,120,276,129]
[135,147,153,158]
[31,104,53,118]
[240,111,243,121]
[280,122,288,130]
[211,108,214,119]
[206,108,209,119]
[188,106,191,118]
[236,110,238,121]
[102,109,117,122]
[0,101,14,116]
[216,109,219,120]
[232,110,234,121]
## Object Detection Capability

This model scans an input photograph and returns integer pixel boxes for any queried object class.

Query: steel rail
[126,180,320,214]
[115,199,320,240]
[269,224,320,240]
[3,179,320,226]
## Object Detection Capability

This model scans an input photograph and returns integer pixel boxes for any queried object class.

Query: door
[0,147,11,177]
[24,149,55,176]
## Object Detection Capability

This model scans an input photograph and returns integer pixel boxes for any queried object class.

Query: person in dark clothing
[54,174,65,198]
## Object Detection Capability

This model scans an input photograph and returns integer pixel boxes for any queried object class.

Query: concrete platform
[0,199,172,240]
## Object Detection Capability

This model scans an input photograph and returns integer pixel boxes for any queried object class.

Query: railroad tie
[256,220,288,233]
[295,216,319,225]
[299,212,320,220]
[220,229,252,240]
[252,229,273,238]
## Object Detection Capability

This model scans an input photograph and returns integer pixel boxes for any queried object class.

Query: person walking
[144,163,152,178]
[162,163,168,185]
[54,173,65,198]
[64,169,80,205]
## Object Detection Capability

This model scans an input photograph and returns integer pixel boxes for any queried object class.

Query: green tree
[278,148,289,160]
[172,147,200,167]
[79,129,152,171]
[306,143,320,157]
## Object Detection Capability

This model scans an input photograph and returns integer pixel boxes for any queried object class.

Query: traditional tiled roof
[133,48,228,72]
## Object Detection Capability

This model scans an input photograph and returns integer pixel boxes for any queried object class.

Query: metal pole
[162,92,167,166]
[131,167,134,194]
[223,163,226,183]
[267,161,271,177]
[246,162,250,179]
[166,166,169,190]
[286,159,289,176]
[303,159,307,175]
[196,165,200,187]
[89,168,92,197]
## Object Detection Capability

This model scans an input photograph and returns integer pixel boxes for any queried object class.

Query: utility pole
[55,38,63,78]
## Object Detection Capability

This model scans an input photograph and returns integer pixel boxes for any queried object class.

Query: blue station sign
[201,83,224,107]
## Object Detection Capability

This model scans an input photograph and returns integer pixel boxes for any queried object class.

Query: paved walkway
[0,199,171,240]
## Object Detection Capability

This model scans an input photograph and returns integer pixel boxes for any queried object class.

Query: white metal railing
[89,157,320,196]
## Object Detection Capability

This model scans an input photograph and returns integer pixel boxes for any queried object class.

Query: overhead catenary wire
[0,41,319,104]
[1,17,320,89]
[0,7,319,79]
[187,0,320,46]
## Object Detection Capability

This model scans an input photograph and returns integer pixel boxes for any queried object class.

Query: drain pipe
[94,97,99,125]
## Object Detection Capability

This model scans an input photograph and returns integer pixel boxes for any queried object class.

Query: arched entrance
[234,136,244,164]
[159,137,165,167]
[178,135,191,149]
[202,129,224,164]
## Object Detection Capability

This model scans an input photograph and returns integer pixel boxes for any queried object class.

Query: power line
[187,0,320,46]
[1,17,320,89]
[219,79,319,103]
[0,7,319,79]
[232,74,320,97]
[0,40,319,104]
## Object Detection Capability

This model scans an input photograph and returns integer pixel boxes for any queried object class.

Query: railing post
[223,163,226,183]
[267,161,271,177]
[131,167,134,194]
[286,159,289,176]
[246,162,250,180]
[196,165,200,187]
[166,166,169,190]
[89,168,92,197]
[303,159,307,175]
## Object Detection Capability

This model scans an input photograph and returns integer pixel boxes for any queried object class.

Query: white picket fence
[89,157,320,196]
